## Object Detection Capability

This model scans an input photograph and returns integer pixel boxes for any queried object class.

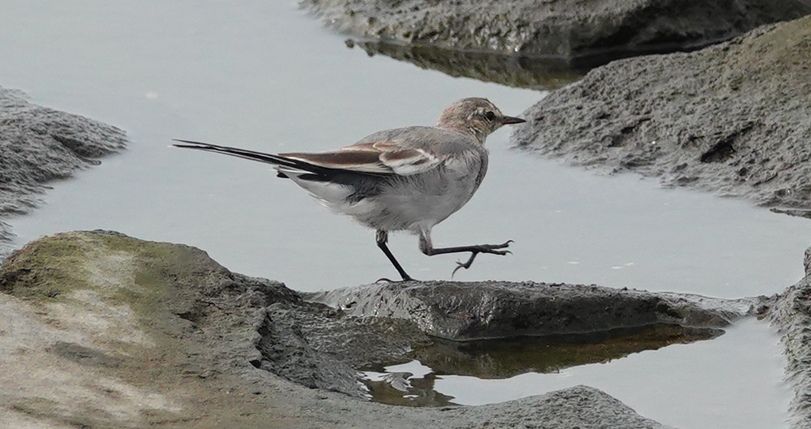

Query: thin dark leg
[419,233,512,277]
[376,230,414,281]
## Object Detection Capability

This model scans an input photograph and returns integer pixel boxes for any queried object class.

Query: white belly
[343,166,482,232]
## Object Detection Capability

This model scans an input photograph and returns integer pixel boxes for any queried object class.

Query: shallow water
[0,1,803,427]
[364,324,721,405]
[368,319,789,429]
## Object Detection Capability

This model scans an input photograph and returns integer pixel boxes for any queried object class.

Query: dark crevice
[700,123,754,163]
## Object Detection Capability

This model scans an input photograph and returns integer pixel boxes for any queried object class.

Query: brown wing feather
[281,135,447,176]
[280,150,390,174]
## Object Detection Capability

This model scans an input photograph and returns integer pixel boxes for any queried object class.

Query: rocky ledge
[768,247,811,428]
[2,231,761,428]
[513,16,811,218]
[0,87,127,243]
[302,0,810,65]
[308,281,758,341]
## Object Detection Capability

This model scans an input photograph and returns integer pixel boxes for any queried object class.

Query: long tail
[173,139,386,183]
[173,139,349,180]
[172,139,301,169]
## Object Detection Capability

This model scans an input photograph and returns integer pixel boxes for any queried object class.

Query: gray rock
[449,384,667,429]
[307,281,759,340]
[769,247,811,429]
[0,231,667,428]
[806,247,811,276]
[256,298,431,397]
[0,87,127,242]
[302,0,810,64]
[512,16,811,217]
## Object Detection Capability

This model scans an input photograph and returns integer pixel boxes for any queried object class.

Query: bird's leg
[375,230,414,282]
[418,232,512,277]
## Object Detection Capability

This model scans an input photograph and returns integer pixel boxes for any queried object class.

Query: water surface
[364,324,721,406]
[367,319,788,429]
[0,1,801,427]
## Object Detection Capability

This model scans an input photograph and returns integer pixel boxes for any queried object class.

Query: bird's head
[436,97,526,142]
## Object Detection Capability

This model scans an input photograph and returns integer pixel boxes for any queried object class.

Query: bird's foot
[451,240,514,278]
[375,276,416,283]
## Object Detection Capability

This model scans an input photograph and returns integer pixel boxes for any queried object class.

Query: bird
[174,97,525,281]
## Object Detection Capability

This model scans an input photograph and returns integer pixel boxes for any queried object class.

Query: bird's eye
[484,111,496,121]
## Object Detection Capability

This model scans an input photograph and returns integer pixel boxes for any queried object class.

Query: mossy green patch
[0,231,215,340]
[0,232,96,300]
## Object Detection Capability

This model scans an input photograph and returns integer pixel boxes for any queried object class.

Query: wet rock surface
[769,246,811,429]
[0,87,127,243]
[0,231,667,428]
[302,0,810,65]
[513,16,811,217]
[308,281,759,340]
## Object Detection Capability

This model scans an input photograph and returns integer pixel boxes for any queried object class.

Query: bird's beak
[500,115,526,125]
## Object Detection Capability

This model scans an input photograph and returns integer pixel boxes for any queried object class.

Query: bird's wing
[282,126,475,176]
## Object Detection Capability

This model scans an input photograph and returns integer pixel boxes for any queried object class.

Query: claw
[485,240,513,251]
[449,242,514,278]
[376,276,415,283]
[451,260,468,278]
[452,252,478,278]
[451,264,463,278]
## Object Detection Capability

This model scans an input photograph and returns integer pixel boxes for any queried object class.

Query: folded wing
[281,142,441,176]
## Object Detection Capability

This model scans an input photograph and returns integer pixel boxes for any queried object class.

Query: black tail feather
[172,139,365,179]
[172,139,300,169]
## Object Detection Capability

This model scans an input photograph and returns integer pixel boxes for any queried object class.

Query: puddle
[351,41,585,90]
[364,323,721,406]
[364,319,789,429]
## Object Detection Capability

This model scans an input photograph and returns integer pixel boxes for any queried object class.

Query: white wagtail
[174,97,525,281]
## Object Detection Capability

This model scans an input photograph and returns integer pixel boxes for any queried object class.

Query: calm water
[368,319,789,429]
[0,1,804,427]
[364,324,722,406]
